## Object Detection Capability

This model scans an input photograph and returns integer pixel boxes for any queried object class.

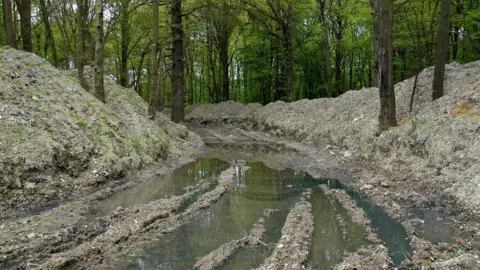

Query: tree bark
[77,0,89,89]
[284,0,294,102]
[15,0,32,52]
[39,0,58,66]
[373,0,396,131]
[219,33,230,101]
[94,0,106,103]
[148,0,160,119]
[432,0,451,100]
[120,0,130,87]
[2,0,15,47]
[171,0,185,122]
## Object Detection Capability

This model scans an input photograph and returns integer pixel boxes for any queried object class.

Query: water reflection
[88,158,229,217]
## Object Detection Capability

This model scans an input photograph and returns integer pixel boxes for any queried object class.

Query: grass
[451,101,478,117]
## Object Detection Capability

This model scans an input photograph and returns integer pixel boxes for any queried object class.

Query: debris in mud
[256,190,314,270]
[193,208,279,270]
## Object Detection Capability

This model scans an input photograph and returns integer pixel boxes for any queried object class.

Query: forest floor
[1,48,480,269]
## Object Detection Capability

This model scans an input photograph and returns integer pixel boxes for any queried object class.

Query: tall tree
[317,0,333,97]
[373,0,396,131]
[171,0,186,123]
[242,0,296,101]
[148,0,160,119]
[432,0,451,100]
[14,0,32,52]
[77,0,89,89]
[120,0,130,87]
[39,0,58,66]
[94,0,106,103]
[2,0,15,47]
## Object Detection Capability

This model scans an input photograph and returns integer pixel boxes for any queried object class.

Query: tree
[372,0,396,131]
[317,0,333,97]
[171,0,186,123]
[2,0,15,47]
[94,0,106,103]
[14,0,32,52]
[39,0,58,66]
[148,0,160,119]
[242,0,296,102]
[432,0,451,100]
[120,0,130,87]
[77,0,89,89]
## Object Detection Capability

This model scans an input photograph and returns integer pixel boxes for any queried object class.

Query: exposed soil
[0,47,202,215]
[185,60,480,269]
[2,48,480,270]
[256,190,314,270]
[194,208,278,270]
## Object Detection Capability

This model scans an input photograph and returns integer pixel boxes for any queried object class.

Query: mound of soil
[0,47,201,209]
[186,61,480,214]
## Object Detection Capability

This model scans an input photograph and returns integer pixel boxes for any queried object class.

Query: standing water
[105,159,412,270]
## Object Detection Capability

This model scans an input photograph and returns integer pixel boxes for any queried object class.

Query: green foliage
[77,119,88,128]
[132,136,142,153]
[1,0,479,105]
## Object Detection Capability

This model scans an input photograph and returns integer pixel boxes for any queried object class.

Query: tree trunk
[94,0,106,103]
[77,0,89,89]
[432,0,451,100]
[334,37,342,95]
[373,0,396,131]
[39,0,58,66]
[219,34,230,101]
[148,0,160,119]
[2,0,16,47]
[15,0,32,52]
[120,0,130,87]
[171,0,185,122]
[284,0,294,102]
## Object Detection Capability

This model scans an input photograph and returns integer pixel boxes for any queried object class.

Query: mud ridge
[38,166,240,269]
[256,190,314,270]
[319,185,391,270]
[194,208,278,270]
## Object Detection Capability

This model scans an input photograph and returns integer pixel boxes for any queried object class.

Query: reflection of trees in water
[233,162,308,201]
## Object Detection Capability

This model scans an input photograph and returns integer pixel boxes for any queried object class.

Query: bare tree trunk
[77,0,89,89]
[219,35,230,101]
[120,0,129,87]
[284,0,294,102]
[148,0,160,119]
[39,0,58,66]
[2,0,16,47]
[432,0,451,100]
[15,0,32,52]
[373,0,396,131]
[171,0,185,122]
[94,0,106,103]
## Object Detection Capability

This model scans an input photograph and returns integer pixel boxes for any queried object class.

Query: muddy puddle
[87,158,230,217]
[101,154,415,269]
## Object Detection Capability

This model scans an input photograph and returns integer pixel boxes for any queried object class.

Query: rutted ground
[2,47,480,269]
[186,61,480,268]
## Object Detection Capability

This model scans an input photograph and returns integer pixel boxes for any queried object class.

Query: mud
[256,190,314,270]
[193,208,278,270]
[320,185,391,269]
[37,166,239,269]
